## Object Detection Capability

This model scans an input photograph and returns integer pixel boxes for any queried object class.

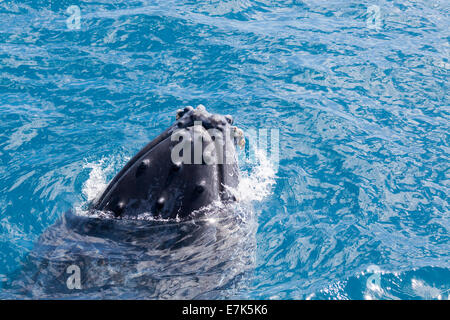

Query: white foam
[75,155,129,216]
[235,148,276,203]
[411,279,443,300]
[81,159,110,203]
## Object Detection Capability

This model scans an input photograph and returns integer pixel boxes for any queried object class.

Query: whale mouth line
[84,204,232,224]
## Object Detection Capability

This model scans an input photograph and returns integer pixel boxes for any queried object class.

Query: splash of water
[81,159,110,203]
[234,148,277,203]
[76,154,129,216]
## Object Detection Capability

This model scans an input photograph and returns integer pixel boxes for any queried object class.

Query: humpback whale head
[92,105,244,219]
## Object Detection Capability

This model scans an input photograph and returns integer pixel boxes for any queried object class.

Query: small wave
[313,266,450,300]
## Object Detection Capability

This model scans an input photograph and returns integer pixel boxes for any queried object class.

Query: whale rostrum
[92,105,244,219]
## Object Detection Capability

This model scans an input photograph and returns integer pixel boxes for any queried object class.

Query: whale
[1,106,254,299]
[92,104,244,219]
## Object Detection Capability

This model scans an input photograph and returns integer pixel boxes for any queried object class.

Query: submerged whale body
[93,105,244,219]
[2,106,254,299]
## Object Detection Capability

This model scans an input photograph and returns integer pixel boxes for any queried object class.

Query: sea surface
[0,0,449,299]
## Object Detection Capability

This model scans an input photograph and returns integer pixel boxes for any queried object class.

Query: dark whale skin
[92,105,241,219]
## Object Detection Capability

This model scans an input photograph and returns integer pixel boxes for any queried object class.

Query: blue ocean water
[0,0,449,299]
